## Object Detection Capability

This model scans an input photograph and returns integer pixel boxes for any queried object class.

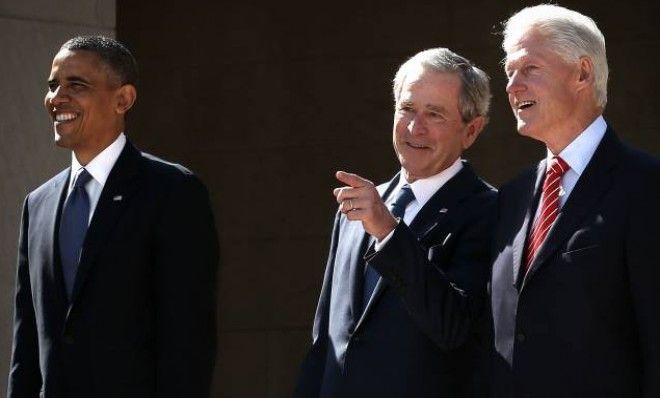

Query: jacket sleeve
[292,211,341,398]
[7,196,42,398]
[366,190,496,350]
[153,174,219,398]
[627,160,660,398]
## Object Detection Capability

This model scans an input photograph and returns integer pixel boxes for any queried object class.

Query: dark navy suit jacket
[490,128,660,397]
[294,163,496,398]
[8,141,218,398]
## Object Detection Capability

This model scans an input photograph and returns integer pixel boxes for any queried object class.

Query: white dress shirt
[551,115,607,207]
[529,115,607,227]
[67,133,127,224]
[375,157,464,250]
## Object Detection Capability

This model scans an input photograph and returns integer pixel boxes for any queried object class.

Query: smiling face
[393,66,484,182]
[44,49,130,164]
[504,29,586,150]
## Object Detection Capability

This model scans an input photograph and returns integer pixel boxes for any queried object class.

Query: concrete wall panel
[0,2,114,395]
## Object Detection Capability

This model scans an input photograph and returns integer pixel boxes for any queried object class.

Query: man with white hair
[294,47,496,397]
[491,5,660,397]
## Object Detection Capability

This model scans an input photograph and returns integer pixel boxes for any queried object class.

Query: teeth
[55,112,77,122]
[408,142,426,149]
[518,100,536,109]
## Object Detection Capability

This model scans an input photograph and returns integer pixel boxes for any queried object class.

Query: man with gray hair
[491,4,660,397]
[294,47,496,397]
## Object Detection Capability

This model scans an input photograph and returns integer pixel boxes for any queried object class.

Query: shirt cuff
[374,219,400,251]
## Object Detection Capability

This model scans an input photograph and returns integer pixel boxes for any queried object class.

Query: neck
[74,131,122,166]
[546,108,602,154]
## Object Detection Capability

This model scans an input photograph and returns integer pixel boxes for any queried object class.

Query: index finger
[336,171,372,188]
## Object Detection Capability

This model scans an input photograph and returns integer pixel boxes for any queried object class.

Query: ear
[461,115,486,150]
[115,84,137,115]
[576,56,594,88]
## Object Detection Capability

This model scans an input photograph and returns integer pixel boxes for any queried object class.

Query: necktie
[59,168,92,299]
[362,184,415,309]
[524,156,569,273]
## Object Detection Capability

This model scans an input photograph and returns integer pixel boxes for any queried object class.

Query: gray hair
[502,4,608,108]
[392,48,491,123]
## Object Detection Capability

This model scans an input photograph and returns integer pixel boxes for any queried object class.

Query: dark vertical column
[117,1,659,396]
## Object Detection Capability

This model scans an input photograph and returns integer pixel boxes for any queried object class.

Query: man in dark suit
[7,36,218,398]
[294,48,496,397]
[491,5,660,397]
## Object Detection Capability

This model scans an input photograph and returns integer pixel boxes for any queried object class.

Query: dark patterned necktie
[59,168,92,299]
[362,184,415,309]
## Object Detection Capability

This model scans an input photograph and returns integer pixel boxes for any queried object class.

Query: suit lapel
[353,174,400,327]
[41,169,72,306]
[68,141,143,306]
[340,218,372,320]
[523,129,621,287]
[409,162,480,237]
[512,161,545,287]
[359,163,482,322]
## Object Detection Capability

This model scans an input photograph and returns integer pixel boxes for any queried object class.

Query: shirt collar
[393,157,464,207]
[547,115,606,176]
[70,133,127,189]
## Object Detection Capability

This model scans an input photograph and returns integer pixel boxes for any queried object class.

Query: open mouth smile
[516,100,536,110]
[54,112,79,123]
[406,142,429,150]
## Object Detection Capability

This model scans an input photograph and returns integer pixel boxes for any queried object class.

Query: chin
[516,121,532,136]
[53,133,74,149]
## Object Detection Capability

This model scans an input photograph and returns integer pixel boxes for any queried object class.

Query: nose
[46,86,69,107]
[407,114,425,136]
[505,71,523,95]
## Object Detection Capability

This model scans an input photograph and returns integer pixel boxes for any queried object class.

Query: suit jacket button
[516,332,526,343]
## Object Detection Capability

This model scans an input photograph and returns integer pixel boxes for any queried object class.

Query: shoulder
[139,151,194,178]
[499,162,540,194]
[26,168,69,204]
[457,162,498,205]
[137,151,208,193]
[619,143,660,175]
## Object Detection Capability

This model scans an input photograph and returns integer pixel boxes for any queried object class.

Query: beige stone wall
[0,0,114,393]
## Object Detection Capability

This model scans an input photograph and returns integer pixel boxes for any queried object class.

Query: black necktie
[59,169,92,300]
[362,184,415,309]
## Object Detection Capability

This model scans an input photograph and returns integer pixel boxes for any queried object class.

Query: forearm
[367,206,493,349]
[154,176,219,397]
[8,199,41,398]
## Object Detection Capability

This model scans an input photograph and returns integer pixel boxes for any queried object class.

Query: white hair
[503,4,608,108]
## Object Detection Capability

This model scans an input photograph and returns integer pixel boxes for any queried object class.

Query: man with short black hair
[8,36,218,398]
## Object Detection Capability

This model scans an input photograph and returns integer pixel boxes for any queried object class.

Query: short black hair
[60,36,138,86]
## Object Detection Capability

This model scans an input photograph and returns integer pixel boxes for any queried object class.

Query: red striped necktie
[524,156,569,274]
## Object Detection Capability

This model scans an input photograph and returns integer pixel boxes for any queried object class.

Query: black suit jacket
[294,162,496,398]
[8,141,219,398]
[490,128,660,397]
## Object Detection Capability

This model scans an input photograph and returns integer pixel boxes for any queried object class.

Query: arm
[292,211,341,398]
[7,197,42,398]
[366,191,496,349]
[153,174,219,398]
[627,161,660,398]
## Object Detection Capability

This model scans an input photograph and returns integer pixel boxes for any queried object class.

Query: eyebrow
[47,75,91,85]
[426,104,448,114]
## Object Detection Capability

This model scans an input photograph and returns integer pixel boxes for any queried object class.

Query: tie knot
[73,169,92,189]
[548,156,569,177]
[390,184,415,219]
